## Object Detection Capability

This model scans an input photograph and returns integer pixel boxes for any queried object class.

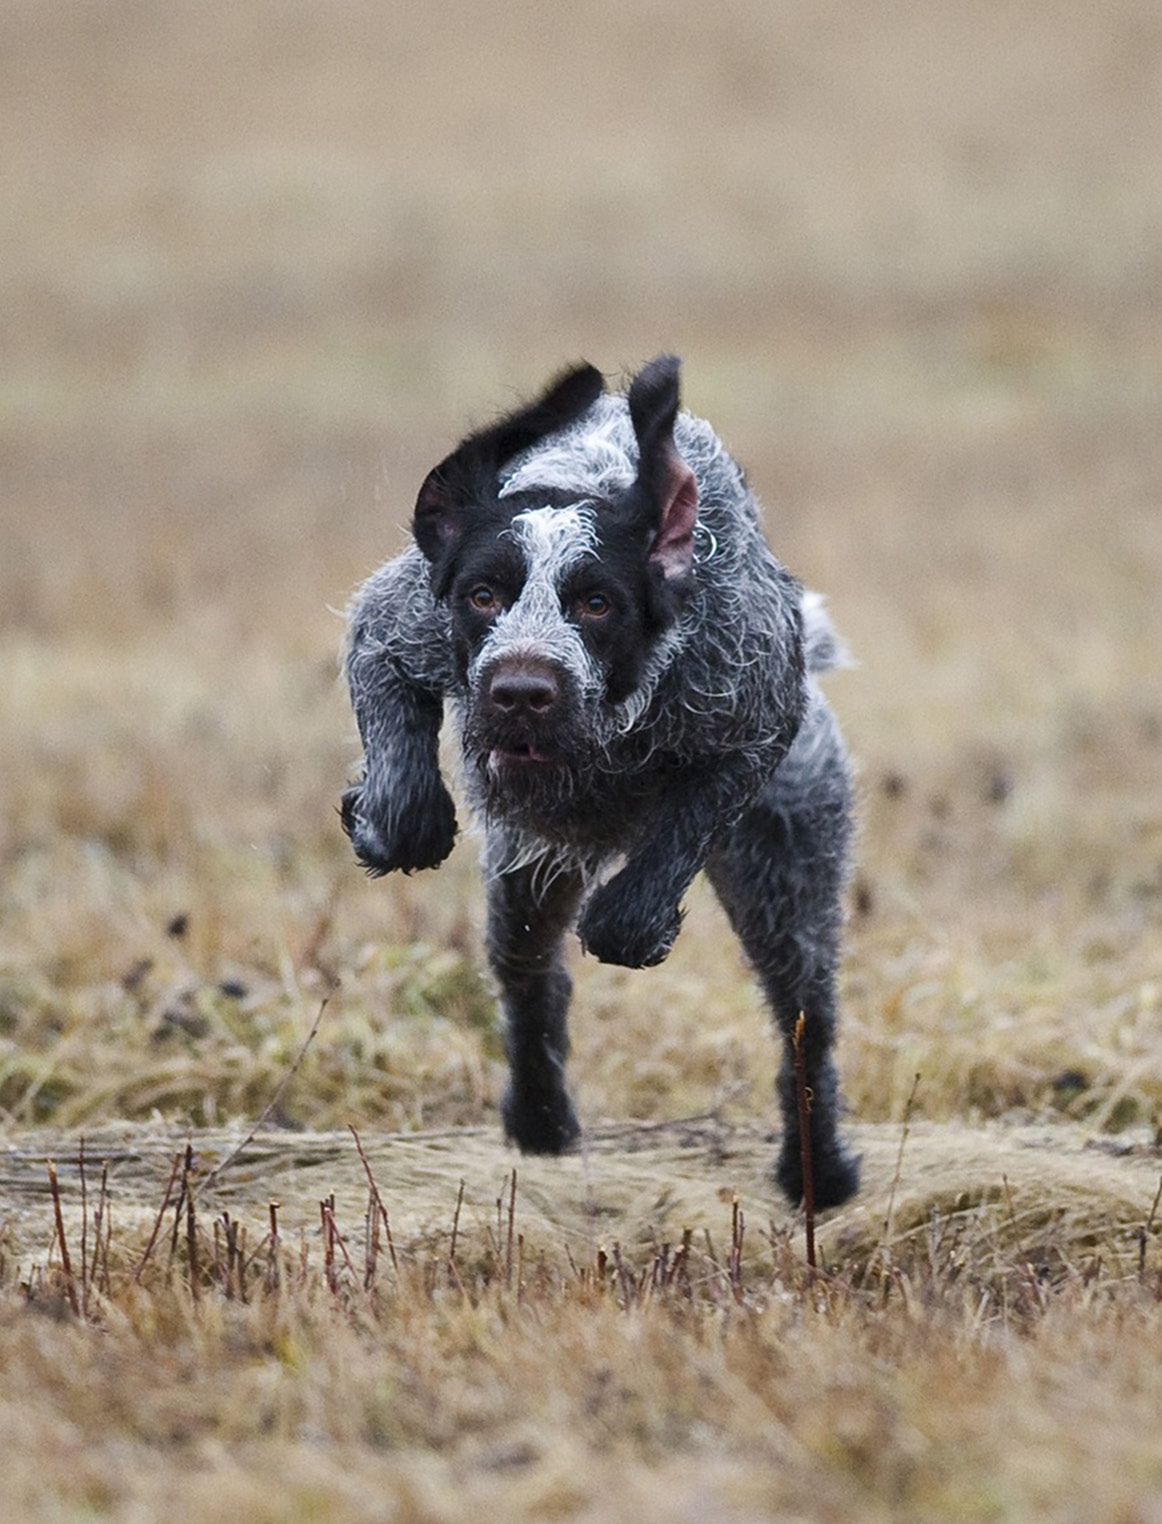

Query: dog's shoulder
[347,542,452,689]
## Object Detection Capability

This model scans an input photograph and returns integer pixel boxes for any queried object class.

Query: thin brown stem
[348,1124,398,1273]
[134,1149,184,1283]
[48,1161,80,1317]
[199,989,333,1195]
[792,1012,816,1272]
[505,1170,518,1290]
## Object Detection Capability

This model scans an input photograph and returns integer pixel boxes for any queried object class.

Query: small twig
[199,989,333,1195]
[133,1149,184,1283]
[167,1163,188,1270]
[320,1194,358,1293]
[266,1201,282,1293]
[93,1160,111,1298]
[323,1196,358,1289]
[612,1241,634,1307]
[1140,1176,1162,1282]
[668,1226,693,1291]
[1146,1175,1162,1237]
[651,1241,670,1296]
[792,1012,816,1271]
[321,1197,335,1292]
[218,1213,246,1301]
[364,1187,379,1288]
[728,1195,746,1301]
[184,1144,200,1302]
[348,1125,398,1273]
[449,1179,465,1270]
[47,1162,80,1317]
[505,1170,518,1290]
[881,1072,921,1249]
[78,1139,89,1303]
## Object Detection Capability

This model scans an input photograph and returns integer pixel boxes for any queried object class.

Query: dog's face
[446,496,668,787]
[412,359,699,815]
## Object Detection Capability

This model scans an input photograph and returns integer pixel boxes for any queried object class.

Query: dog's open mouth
[489,742,557,769]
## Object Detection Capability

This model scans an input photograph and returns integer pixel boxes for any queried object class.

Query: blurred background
[1,0,1159,1136]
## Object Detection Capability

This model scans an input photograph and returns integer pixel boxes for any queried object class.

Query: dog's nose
[488,660,560,716]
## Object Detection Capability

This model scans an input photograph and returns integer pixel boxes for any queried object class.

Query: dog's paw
[502,1085,581,1155]
[578,877,683,969]
[340,779,458,875]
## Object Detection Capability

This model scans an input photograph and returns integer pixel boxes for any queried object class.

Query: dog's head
[411,356,699,810]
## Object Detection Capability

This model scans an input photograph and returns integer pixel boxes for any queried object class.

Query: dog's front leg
[341,675,457,875]
[577,755,775,968]
[343,577,458,876]
[486,842,587,1153]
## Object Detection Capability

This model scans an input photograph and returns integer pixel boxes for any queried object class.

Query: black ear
[627,355,698,583]
[482,362,606,467]
[413,363,605,568]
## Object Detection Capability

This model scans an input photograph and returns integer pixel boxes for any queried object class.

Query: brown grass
[3,0,1162,1518]
[5,1121,1162,1522]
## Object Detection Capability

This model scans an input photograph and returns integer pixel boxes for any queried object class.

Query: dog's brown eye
[579,592,610,619]
[469,584,499,612]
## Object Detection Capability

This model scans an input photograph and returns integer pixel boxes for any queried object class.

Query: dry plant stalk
[449,1178,465,1270]
[184,1145,200,1302]
[91,1158,112,1305]
[348,1124,398,1274]
[76,1140,111,1313]
[728,1194,747,1302]
[266,1200,282,1294]
[505,1170,518,1290]
[133,1148,184,1283]
[78,1138,89,1295]
[1139,1176,1162,1283]
[792,1012,816,1271]
[47,1161,80,1317]
[881,1072,922,1248]
[199,989,332,1195]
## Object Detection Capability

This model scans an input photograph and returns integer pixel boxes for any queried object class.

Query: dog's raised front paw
[577,876,683,969]
[340,779,458,876]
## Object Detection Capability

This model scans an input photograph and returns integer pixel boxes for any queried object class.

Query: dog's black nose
[488,660,560,716]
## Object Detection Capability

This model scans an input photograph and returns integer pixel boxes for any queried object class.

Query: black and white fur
[343,357,860,1208]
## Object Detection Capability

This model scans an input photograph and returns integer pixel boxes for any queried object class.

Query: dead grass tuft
[5,1121,1162,1522]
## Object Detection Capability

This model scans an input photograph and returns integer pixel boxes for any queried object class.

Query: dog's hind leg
[484,836,587,1154]
[706,697,861,1209]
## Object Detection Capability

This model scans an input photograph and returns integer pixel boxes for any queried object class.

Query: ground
[2,1,1162,1520]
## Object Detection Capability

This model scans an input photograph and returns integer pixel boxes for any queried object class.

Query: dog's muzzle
[481,654,568,769]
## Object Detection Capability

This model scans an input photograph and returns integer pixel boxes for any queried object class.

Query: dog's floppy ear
[627,354,698,583]
[413,363,605,571]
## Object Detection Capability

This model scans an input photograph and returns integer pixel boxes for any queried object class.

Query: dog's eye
[577,592,611,619]
[468,584,501,613]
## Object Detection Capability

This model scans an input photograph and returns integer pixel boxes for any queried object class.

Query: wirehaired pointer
[343,357,859,1207]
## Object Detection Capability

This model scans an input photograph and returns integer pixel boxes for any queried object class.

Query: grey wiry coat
[344,357,859,1207]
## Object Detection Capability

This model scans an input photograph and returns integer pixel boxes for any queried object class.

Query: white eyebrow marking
[508,505,598,593]
[468,504,604,697]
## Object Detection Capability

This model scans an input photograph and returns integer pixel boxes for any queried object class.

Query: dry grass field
[3,1,1162,1519]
